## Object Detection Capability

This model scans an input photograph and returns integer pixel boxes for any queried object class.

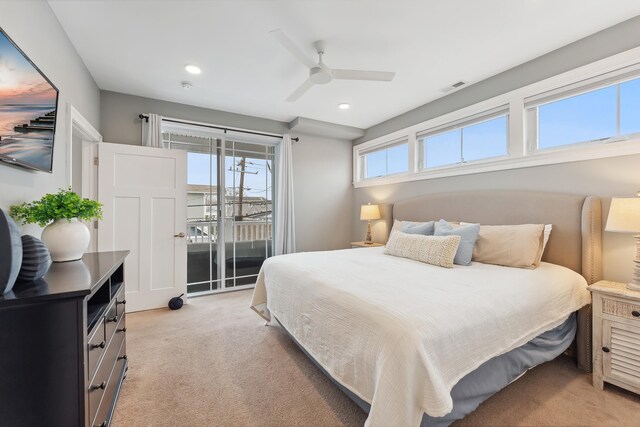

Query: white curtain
[142,113,163,148]
[274,134,296,255]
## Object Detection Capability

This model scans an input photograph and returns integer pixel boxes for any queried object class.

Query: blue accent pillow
[402,221,435,236]
[434,219,480,266]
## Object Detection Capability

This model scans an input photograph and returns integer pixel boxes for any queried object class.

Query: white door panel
[98,142,187,312]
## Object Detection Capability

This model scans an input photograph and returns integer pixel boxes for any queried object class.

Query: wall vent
[441,81,467,93]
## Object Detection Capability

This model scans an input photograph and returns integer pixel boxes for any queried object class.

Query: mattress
[251,247,591,426]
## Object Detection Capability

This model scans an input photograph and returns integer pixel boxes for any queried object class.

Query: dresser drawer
[88,322,106,382]
[603,297,640,321]
[88,324,123,426]
[104,299,120,344]
[114,285,126,315]
[113,312,127,345]
[92,333,126,427]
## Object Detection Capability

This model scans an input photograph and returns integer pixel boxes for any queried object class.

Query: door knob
[174,232,185,238]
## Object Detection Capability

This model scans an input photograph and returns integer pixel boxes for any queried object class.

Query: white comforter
[250,247,591,427]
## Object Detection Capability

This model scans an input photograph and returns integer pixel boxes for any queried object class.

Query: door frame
[66,103,102,189]
[67,104,102,251]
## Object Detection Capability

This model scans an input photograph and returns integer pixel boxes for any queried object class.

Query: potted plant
[10,188,103,262]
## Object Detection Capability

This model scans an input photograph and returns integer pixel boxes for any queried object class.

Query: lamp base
[629,236,640,292]
[364,220,373,244]
[627,282,640,292]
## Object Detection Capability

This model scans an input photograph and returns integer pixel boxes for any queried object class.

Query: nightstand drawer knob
[602,346,610,353]
[632,310,640,317]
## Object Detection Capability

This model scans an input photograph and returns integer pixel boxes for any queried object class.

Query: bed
[250,191,602,426]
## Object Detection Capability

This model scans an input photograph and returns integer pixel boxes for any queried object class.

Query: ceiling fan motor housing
[309,65,332,84]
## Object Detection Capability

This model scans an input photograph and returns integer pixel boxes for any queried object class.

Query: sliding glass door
[222,139,274,290]
[164,130,275,295]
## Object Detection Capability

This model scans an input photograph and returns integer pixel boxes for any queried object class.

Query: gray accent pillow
[402,221,435,236]
[434,219,480,266]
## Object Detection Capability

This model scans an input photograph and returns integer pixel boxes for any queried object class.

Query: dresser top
[588,280,640,301]
[0,251,129,307]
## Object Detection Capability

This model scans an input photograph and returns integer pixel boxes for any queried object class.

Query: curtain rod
[138,114,299,142]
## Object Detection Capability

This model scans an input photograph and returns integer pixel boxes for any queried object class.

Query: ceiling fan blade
[332,69,395,81]
[269,29,317,69]
[286,78,316,102]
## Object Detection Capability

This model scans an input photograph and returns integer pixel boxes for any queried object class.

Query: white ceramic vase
[41,218,90,262]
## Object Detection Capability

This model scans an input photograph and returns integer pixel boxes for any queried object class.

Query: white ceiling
[49,1,640,129]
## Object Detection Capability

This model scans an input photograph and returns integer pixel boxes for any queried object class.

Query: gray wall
[0,2,100,214]
[100,91,353,251]
[354,155,640,283]
[100,91,288,145]
[292,134,353,252]
[356,15,640,144]
[353,15,640,283]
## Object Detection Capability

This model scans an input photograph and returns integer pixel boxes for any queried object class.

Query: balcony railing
[187,220,272,244]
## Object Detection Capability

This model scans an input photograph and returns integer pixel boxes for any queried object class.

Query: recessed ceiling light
[338,103,350,110]
[185,64,201,75]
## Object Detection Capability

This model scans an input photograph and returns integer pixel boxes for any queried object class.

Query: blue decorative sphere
[17,235,52,282]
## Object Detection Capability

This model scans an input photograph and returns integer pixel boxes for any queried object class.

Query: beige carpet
[112,290,640,427]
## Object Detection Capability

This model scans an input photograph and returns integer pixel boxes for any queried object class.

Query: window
[352,48,640,188]
[530,75,640,150]
[419,114,508,169]
[361,140,409,179]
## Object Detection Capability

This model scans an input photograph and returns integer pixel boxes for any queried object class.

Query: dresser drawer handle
[91,381,106,391]
[107,315,118,323]
[117,327,127,333]
[632,310,640,317]
[602,346,610,353]
[95,421,107,427]
[117,299,126,305]
[91,340,106,350]
[118,354,128,361]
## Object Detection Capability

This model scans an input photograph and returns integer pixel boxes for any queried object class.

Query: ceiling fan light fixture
[338,103,350,110]
[185,64,201,75]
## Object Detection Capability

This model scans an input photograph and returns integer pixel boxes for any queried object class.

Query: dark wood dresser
[0,251,129,427]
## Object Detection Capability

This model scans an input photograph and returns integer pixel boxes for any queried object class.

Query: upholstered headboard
[392,191,602,283]
[392,191,602,372]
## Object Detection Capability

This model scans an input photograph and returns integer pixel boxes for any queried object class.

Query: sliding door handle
[174,232,185,238]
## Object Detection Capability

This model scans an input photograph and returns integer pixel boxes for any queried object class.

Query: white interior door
[97,142,187,312]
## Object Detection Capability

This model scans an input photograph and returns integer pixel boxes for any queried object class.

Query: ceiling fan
[270,29,396,102]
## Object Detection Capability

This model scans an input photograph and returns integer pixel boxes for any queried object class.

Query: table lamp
[360,203,381,244]
[606,196,640,291]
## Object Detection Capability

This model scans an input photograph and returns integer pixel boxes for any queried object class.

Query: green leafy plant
[10,188,103,227]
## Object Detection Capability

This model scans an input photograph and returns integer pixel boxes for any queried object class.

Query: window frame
[357,137,413,182]
[417,106,510,172]
[353,46,640,188]
[526,69,640,152]
[359,138,411,181]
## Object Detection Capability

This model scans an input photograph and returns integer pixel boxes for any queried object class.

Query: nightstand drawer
[603,298,640,321]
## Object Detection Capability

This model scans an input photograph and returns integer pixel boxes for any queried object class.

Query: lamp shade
[360,204,381,221]
[606,198,640,233]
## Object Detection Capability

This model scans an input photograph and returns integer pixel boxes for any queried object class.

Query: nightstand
[350,241,384,248]
[588,280,640,394]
